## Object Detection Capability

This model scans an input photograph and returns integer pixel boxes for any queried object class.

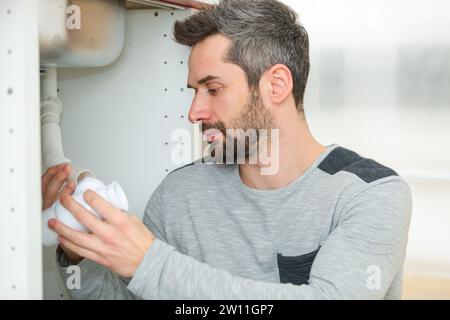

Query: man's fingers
[44,165,71,204]
[58,236,108,267]
[59,194,112,239]
[45,181,76,211]
[41,164,66,194]
[49,218,106,254]
[83,190,125,226]
[42,165,71,211]
[59,181,76,200]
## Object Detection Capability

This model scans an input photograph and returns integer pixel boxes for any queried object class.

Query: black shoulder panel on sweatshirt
[318,147,398,183]
[168,162,195,175]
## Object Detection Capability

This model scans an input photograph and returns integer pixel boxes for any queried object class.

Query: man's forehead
[187,34,246,85]
[189,34,231,65]
[188,39,229,83]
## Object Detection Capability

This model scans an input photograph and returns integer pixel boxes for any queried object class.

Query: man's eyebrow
[187,75,220,89]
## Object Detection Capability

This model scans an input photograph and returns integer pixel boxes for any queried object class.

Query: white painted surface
[0,0,42,299]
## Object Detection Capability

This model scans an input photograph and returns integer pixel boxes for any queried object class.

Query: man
[43,0,412,299]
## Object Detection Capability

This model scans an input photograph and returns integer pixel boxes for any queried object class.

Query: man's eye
[208,88,221,95]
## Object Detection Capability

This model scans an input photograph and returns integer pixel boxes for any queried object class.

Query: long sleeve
[55,182,168,300]
[127,180,412,300]
[55,246,138,300]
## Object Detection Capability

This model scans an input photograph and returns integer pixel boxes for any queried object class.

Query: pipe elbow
[42,177,129,247]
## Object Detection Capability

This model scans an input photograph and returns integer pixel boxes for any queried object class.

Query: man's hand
[41,164,72,211]
[48,188,155,278]
[42,164,83,264]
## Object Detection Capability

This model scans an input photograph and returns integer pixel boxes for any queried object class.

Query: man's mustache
[201,122,227,138]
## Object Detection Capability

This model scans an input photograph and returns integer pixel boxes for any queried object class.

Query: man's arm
[55,182,167,300]
[56,247,139,299]
[127,179,412,299]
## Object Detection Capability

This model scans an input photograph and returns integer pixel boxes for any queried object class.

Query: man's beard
[202,89,274,164]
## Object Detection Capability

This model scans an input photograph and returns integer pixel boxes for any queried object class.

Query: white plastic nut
[42,177,128,247]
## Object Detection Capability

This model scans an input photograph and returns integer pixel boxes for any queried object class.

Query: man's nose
[188,96,212,124]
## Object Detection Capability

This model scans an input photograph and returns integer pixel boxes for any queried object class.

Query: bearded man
[43,0,412,299]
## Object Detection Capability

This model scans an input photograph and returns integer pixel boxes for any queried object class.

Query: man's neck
[239,114,326,190]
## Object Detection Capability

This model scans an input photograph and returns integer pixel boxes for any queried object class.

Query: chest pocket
[277,247,320,285]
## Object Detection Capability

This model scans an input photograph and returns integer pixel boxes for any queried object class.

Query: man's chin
[209,146,254,165]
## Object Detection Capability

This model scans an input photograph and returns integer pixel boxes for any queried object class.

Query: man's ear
[264,64,294,105]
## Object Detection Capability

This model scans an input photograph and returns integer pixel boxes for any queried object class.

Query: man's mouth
[203,130,222,144]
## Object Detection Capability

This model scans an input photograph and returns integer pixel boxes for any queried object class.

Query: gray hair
[173,0,310,110]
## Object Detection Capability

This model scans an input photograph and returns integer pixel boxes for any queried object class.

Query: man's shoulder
[314,146,411,204]
[316,146,411,213]
[317,146,399,184]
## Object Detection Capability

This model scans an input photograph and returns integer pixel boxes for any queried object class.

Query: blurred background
[280,0,450,299]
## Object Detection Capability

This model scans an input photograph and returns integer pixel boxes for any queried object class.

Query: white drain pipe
[40,66,94,183]
[38,0,129,247]
[40,66,129,247]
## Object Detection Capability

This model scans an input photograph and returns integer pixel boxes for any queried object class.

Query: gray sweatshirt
[56,144,412,299]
